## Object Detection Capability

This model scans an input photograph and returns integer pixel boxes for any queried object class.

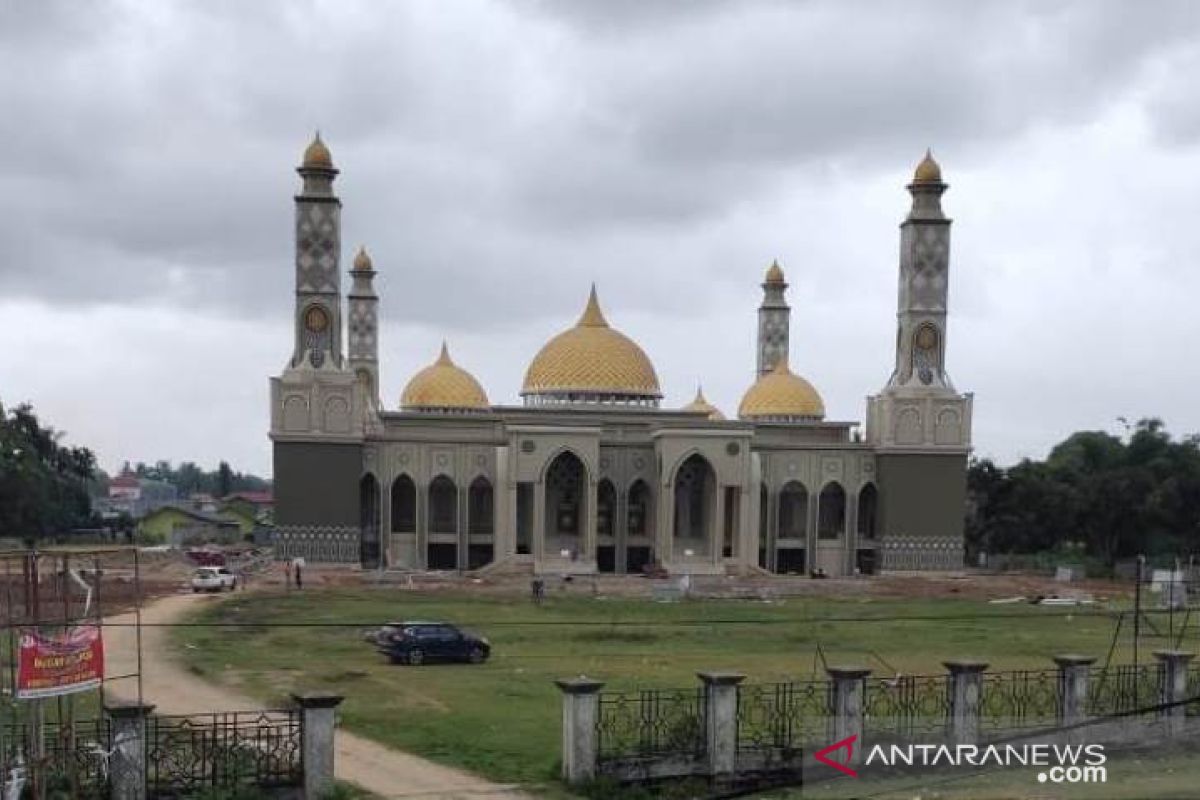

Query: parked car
[375,622,490,665]
[191,566,237,592]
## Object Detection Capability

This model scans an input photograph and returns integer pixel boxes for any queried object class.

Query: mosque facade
[269,136,972,576]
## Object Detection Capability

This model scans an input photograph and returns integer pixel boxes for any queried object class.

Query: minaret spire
[756,260,790,377]
[348,244,380,408]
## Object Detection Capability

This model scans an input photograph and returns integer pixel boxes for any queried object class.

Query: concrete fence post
[697,672,746,776]
[825,666,870,762]
[105,702,154,800]
[1153,650,1195,736]
[293,692,344,799]
[943,661,988,745]
[555,677,605,784]
[1053,654,1096,733]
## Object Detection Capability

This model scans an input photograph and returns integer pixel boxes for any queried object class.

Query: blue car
[376,622,491,666]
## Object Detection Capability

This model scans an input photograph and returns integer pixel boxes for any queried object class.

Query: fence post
[825,666,870,762]
[943,661,988,745]
[292,692,344,799]
[697,672,745,776]
[105,701,154,800]
[1053,654,1096,732]
[555,677,605,785]
[1153,650,1195,736]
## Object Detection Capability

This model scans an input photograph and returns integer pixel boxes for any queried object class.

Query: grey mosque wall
[875,453,967,570]
[273,442,363,562]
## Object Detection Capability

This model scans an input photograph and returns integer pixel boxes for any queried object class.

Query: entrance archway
[544,451,586,561]
[427,476,458,569]
[672,454,715,558]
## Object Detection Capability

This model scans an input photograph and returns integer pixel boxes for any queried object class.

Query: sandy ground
[104,592,528,799]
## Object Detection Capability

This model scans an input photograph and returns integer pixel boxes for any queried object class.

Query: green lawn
[169,587,1168,790]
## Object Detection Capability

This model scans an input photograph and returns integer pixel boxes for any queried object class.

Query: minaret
[756,260,790,377]
[886,149,953,392]
[290,133,345,370]
[864,151,972,572]
[867,150,971,449]
[347,246,380,407]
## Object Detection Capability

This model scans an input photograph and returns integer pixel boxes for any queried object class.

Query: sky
[3,0,1200,478]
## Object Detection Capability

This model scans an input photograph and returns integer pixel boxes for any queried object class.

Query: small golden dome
[764,260,785,285]
[401,343,489,411]
[522,286,661,399]
[738,361,825,420]
[683,386,726,421]
[302,132,333,169]
[352,246,373,272]
[913,148,942,183]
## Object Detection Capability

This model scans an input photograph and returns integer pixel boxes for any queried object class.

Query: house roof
[222,491,274,505]
[143,504,239,528]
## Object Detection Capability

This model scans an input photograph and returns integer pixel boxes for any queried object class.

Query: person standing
[294,558,304,590]
[283,560,292,590]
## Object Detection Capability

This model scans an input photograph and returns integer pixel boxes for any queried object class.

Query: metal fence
[863,674,950,739]
[1087,664,1164,717]
[0,718,112,799]
[145,710,303,797]
[595,688,706,763]
[979,668,1061,731]
[736,680,829,757]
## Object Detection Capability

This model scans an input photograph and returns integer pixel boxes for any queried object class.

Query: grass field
[165,584,1179,791]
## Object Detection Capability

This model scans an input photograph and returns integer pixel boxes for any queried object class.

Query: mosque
[269,136,972,576]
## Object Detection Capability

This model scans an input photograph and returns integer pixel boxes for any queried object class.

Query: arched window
[779,481,809,539]
[391,475,416,533]
[628,479,652,538]
[429,476,458,534]
[468,476,493,535]
[817,482,846,539]
[857,484,878,539]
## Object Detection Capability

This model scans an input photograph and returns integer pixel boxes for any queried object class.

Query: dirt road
[104,593,527,799]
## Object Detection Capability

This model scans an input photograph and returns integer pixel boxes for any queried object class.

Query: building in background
[270,138,971,575]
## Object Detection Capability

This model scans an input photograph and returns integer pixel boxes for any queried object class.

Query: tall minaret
[886,149,953,392]
[290,133,345,370]
[756,260,790,377]
[347,246,380,407]
[867,150,972,450]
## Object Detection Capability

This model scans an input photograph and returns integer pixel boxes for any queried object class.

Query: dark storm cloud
[3,0,1198,324]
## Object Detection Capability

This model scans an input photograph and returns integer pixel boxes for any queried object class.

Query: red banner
[16,625,104,700]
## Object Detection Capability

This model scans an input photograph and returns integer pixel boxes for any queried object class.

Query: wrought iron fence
[979,669,1061,731]
[1087,664,1163,717]
[0,718,112,799]
[596,688,705,763]
[736,680,829,756]
[1186,667,1200,717]
[863,674,950,739]
[145,710,302,797]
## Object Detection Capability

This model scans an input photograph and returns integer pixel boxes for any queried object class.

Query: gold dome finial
[913,148,942,183]
[352,246,373,272]
[302,131,333,169]
[577,284,609,328]
[765,259,785,284]
[436,340,452,365]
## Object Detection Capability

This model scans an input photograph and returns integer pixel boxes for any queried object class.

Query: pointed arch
[597,479,616,539]
[544,450,586,559]
[672,453,716,557]
[390,474,416,533]
[428,475,458,535]
[778,481,809,539]
[468,475,494,535]
[817,481,846,539]
[857,483,878,539]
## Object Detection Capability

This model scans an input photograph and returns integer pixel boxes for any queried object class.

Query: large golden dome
[522,287,661,402]
[738,361,825,421]
[682,386,725,421]
[401,343,489,412]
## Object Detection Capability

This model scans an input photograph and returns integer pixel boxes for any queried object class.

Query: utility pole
[1133,554,1145,668]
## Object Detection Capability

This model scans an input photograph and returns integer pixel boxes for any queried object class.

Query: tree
[0,400,97,540]
[217,461,234,498]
